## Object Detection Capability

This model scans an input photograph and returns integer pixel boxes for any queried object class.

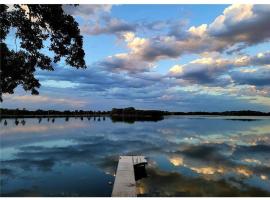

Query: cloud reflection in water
[0,116,270,196]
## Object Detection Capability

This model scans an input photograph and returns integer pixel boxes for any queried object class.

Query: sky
[2,4,270,111]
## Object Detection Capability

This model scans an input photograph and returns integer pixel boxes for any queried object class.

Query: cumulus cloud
[169,57,233,85]
[64,4,270,68]
[208,4,270,45]
[98,32,156,73]
[82,17,136,35]
[3,4,270,111]
[98,31,192,73]
[98,53,153,73]
[113,4,270,66]
[70,4,270,75]
[168,51,270,85]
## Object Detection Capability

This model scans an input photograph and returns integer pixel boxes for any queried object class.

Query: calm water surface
[1,116,270,196]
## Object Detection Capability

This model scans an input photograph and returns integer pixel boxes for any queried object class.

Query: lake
[1,116,270,197]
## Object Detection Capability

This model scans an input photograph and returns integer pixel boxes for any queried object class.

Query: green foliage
[0,4,86,101]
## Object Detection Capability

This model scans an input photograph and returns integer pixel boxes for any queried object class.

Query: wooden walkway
[112,156,147,197]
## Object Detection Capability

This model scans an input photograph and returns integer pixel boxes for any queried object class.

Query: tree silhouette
[0,4,86,101]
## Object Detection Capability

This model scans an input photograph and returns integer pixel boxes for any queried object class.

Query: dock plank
[133,156,147,165]
[112,156,137,197]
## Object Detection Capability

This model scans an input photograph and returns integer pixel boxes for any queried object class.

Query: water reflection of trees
[21,120,26,126]
[1,117,110,127]
[111,115,164,124]
[1,116,163,126]
[15,119,19,125]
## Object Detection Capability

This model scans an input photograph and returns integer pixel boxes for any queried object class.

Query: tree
[0,4,86,101]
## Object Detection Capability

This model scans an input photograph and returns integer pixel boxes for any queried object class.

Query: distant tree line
[0,108,110,117]
[111,107,165,123]
[169,110,270,116]
[1,107,269,118]
[111,107,167,116]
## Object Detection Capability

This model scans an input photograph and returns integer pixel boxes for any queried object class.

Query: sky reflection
[0,116,270,196]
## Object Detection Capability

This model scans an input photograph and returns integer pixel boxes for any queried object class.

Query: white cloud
[169,51,270,85]
[63,4,111,20]
[116,4,270,64]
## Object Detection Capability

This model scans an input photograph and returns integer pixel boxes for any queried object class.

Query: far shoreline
[1,107,270,119]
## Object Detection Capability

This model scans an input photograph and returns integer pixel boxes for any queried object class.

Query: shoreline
[1,114,270,119]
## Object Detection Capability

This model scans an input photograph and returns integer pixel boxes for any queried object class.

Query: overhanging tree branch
[0,4,86,101]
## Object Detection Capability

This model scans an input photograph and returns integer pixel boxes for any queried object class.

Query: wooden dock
[112,156,147,197]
